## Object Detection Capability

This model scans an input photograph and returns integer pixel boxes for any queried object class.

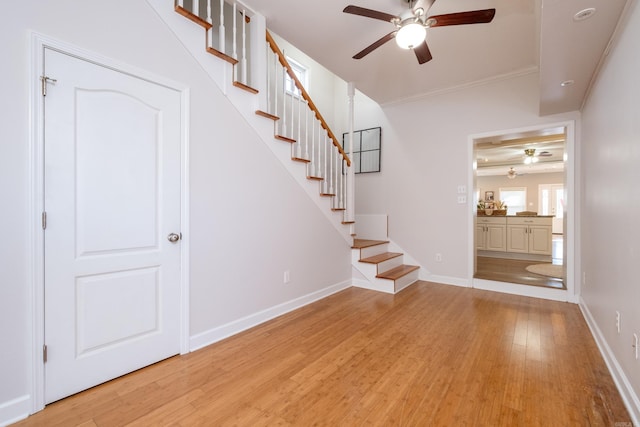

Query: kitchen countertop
[477,214,555,217]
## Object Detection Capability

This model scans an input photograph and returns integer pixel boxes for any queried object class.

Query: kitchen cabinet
[506,217,552,255]
[476,217,506,252]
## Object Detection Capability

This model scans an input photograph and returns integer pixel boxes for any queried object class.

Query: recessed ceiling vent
[574,8,596,22]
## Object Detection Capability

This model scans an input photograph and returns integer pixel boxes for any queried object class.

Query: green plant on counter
[477,200,485,209]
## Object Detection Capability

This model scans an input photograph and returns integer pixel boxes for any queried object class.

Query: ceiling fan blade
[413,41,432,64]
[343,5,399,23]
[428,9,496,27]
[353,31,396,59]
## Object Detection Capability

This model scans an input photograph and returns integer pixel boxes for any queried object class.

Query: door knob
[167,233,181,243]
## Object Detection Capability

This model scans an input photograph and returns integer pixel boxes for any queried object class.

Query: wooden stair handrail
[266,30,351,167]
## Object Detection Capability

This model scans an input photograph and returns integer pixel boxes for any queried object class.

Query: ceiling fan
[523,148,552,164]
[343,0,496,64]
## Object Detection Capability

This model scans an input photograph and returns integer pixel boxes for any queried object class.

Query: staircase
[352,239,420,294]
[154,1,420,293]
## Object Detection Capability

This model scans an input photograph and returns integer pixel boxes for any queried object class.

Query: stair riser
[353,278,396,294]
[394,270,420,293]
[377,257,403,275]
[359,244,389,259]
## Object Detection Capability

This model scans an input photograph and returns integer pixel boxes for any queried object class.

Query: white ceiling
[242,0,630,112]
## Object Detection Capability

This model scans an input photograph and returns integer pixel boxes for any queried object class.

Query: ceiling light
[396,22,426,49]
[574,8,596,22]
[524,148,539,165]
[561,80,575,87]
[507,167,517,179]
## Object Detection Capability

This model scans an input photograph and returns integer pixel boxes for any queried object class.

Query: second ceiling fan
[343,0,496,64]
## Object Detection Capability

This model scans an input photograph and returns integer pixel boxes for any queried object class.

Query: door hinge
[43,345,48,363]
[40,75,57,97]
[42,211,47,230]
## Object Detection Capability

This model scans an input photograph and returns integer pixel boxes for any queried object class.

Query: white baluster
[193,0,200,16]
[309,119,315,177]
[232,3,237,59]
[319,123,324,179]
[323,133,329,193]
[340,158,345,209]
[304,103,309,160]
[296,96,302,158]
[218,0,225,53]
[329,142,334,196]
[273,51,278,118]
[206,0,213,49]
[241,9,247,84]
[266,43,271,114]
[281,64,287,137]
[290,83,294,140]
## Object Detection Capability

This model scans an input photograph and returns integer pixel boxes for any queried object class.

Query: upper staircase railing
[173,0,353,220]
[262,31,351,213]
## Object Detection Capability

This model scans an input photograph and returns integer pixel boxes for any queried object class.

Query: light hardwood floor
[15,282,630,426]
[475,235,565,289]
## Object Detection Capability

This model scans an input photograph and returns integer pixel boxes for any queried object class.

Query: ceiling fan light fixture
[523,148,539,164]
[395,22,426,49]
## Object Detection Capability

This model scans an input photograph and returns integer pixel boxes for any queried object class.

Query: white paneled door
[43,48,182,403]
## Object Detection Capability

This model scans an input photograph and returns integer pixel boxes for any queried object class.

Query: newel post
[346,82,356,223]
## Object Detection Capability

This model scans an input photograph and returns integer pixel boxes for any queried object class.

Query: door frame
[467,120,578,303]
[28,33,190,413]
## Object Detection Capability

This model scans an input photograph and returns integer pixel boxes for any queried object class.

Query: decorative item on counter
[492,200,507,215]
[477,200,485,216]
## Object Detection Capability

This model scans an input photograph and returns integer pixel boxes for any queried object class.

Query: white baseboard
[189,280,352,351]
[425,274,471,288]
[579,298,640,426]
[0,395,30,427]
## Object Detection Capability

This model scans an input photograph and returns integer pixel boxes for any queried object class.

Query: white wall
[0,0,351,417]
[354,72,579,281]
[580,0,640,417]
[477,172,565,213]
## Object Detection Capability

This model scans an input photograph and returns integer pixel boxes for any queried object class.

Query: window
[343,127,381,173]
[284,56,308,97]
[499,187,526,215]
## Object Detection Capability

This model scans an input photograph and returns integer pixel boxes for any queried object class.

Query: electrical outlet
[616,311,620,334]
[583,272,586,285]
[435,253,442,262]
[284,270,290,284]
[457,185,466,194]
[457,195,467,204]
[634,333,639,360]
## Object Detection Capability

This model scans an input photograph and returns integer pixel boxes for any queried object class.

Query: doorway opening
[470,123,573,295]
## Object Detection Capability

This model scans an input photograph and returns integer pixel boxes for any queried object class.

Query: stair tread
[175,4,213,30]
[292,157,310,163]
[233,81,258,94]
[376,264,420,280]
[275,135,296,143]
[352,239,388,249]
[206,46,238,65]
[360,252,403,264]
[255,110,280,121]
